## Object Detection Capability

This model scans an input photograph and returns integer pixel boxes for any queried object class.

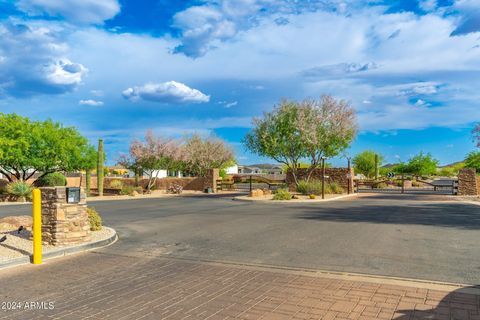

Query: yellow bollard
[32,188,42,265]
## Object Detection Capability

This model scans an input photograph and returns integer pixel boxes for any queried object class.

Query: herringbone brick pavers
[0,254,478,319]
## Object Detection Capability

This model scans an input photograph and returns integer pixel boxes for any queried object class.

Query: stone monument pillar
[40,187,91,246]
[204,169,220,193]
[458,168,478,196]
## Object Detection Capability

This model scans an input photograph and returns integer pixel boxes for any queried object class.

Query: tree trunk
[134,168,140,187]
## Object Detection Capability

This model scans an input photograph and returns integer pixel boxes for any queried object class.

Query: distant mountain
[246,163,282,169]
[438,161,464,168]
[381,163,398,168]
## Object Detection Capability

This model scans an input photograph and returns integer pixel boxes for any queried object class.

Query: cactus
[85,169,91,195]
[97,139,104,196]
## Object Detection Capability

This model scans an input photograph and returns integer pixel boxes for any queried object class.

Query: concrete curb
[0,227,117,270]
[233,193,358,204]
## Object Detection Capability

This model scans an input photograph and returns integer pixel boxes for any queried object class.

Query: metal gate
[217,175,285,192]
[355,176,458,195]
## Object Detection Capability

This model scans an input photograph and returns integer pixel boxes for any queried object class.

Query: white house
[224,164,239,174]
[127,169,182,179]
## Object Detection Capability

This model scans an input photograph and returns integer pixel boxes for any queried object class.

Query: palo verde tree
[0,113,91,182]
[97,139,105,196]
[465,151,480,172]
[182,134,235,177]
[77,145,98,194]
[118,131,184,191]
[395,152,439,177]
[353,151,384,179]
[244,96,357,185]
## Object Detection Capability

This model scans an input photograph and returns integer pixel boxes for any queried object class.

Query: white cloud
[414,99,427,106]
[0,21,87,97]
[122,81,210,104]
[225,101,238,108]
[16,0,120,24]
[450,0,480,35]
[79,99,104,106]
[302,62,378,78]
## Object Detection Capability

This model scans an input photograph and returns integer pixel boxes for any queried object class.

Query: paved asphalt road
[1,193,480,284]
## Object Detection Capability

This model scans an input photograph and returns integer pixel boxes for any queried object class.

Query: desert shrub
[309,194,316,199]
[109,179,123,189]
[327,182,344,194]
[411,180,421,187]
[87,207,102,231]
[395,180,403,187]
[167,183,183,194]
[373,182,387,189]
[297,180,344,195]
[296,180,322,195]
[36,172,67,187]
[7,181,32,200]
[273,188,292,200]
[120,185,142,196]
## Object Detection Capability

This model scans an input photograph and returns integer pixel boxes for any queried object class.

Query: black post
[322,158,326,199]
[249,175,252,192]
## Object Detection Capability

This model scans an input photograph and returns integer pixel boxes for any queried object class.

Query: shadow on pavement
[393,287,480,319]
[295,202,480,230]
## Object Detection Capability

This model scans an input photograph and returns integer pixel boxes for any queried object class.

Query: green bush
[7,181,32,201]
[297,180,344,195]
[296,180,322,195]
[87,207,102,231]
[273,188,292,200]
[109,179,123,189]
[373,182,387,189]
[36,172,67,187]
[120,185,142,196]
[411,180,421,187]
[327,182,344,194]
[309,194,316,199]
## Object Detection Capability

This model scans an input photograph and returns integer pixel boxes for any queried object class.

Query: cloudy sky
[0,0,479,166]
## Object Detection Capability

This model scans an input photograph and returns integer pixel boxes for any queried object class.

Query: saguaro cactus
[97,139,104,196]
[85,169,91,194]
[374,153,379,180]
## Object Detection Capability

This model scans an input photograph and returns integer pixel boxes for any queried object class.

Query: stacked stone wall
[40,187,91,246]
[458,168,478,196]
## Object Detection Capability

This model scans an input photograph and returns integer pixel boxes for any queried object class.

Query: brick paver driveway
[1,193,480,319]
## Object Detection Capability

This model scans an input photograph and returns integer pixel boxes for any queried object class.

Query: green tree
[352,151,383,179]
[0,113,90,182]
[465,151,480,172]
[78,145,98,194]
[97,139,104,196]
[397,152,439,176]
[244,96,357,184]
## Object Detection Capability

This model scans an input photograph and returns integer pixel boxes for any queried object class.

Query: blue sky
[0,0,479,166]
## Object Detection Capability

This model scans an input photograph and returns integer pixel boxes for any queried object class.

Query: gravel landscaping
[0,227,115,262]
